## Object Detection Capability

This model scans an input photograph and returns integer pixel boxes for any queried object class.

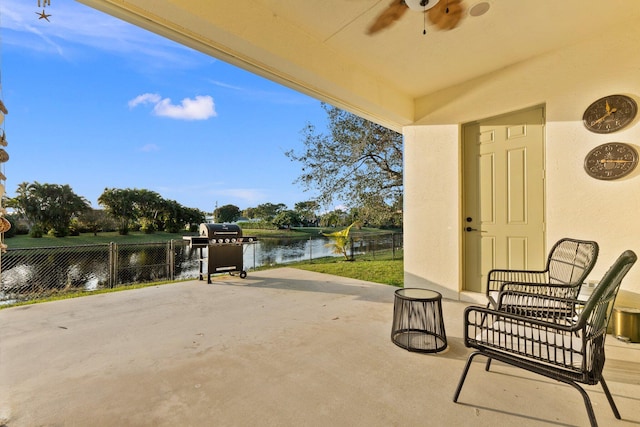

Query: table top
[395,288,442,301]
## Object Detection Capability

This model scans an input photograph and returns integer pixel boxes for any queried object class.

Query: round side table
[391,288,447,353]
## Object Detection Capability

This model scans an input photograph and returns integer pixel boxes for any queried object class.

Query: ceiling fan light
[405,0,440,12]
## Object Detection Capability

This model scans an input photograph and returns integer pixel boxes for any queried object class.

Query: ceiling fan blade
[367,0,408,35]
[428,0,466,30]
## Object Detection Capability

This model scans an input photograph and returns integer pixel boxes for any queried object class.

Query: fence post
[168,240,175,281]
[372,237,376,260]
[392,233,396,260]
[309,235,313,264]
[108,242,115,289]
[350,237,354,261]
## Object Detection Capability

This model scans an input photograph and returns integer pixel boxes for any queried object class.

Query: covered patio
[1,269,639,426]
[74,0,640,306]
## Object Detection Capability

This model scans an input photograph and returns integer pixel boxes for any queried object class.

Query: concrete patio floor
[1,267,639,427]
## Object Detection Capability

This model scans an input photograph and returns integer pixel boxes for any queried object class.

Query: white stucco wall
[403,125,461,300]
[404,29,640,305]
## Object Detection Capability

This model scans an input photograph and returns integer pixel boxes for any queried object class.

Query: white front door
[463,107,546,293]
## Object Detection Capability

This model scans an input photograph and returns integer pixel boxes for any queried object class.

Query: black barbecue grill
[183,223,257,283]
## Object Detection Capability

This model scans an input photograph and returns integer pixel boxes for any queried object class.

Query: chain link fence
[0,233,402,304]
[350,232,403,261]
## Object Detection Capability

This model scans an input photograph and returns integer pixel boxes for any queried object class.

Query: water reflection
[247,235,340,267]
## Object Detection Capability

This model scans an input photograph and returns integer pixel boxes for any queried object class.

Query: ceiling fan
[367,0,466,35]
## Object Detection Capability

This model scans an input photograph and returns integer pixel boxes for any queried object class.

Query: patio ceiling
[77,0,640,131]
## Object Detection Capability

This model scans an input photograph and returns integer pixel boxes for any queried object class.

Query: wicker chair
[486,238,599,308]
[454,250,637,427]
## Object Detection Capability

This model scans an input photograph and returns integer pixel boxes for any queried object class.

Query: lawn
[287,253,403,287]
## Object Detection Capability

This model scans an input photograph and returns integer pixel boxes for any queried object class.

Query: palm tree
[322,222,355,260]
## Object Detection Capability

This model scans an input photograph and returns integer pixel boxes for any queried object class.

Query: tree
[159,200,206,232]
[131,189,163,233]
[356,192,402,228]
[180,206,206,232]
[320,209,348,228]
[98,188,137,235]
[251,202,286,221]
[7,182,90,237]
[77,209,117,235]
[272,210,301,229]
[99,187,207,234]
[214,204,241,223]
[243,207,257,219]
[286,103,403,208]
[322,222,355,260]
[294,200,319,226]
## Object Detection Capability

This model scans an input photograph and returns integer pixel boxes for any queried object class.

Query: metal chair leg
[453,351,481,402]
[600,376,621,420]
[566,381,598,427]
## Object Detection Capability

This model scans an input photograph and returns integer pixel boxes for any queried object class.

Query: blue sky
[0,0,328,214]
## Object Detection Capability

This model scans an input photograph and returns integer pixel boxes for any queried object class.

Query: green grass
[288,257,403,287]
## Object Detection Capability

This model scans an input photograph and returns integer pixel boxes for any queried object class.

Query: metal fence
[0,233,402,304]
[350,232,403,261]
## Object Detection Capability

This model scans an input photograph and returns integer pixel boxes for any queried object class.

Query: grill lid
[199,223,242,238]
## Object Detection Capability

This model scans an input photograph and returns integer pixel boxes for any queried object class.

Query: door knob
[465,227,477,232]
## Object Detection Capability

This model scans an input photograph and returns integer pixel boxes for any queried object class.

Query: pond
[243,235,343,269]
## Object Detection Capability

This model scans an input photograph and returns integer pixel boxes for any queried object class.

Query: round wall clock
[583,94,637,133]
[584,142,639,180]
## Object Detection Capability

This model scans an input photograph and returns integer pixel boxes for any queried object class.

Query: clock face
[583,94,637,134]
[584,143,639,180]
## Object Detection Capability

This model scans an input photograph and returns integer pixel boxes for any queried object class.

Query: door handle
[465,227,487,232]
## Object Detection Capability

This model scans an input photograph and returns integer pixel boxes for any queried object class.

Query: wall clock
[583,94,637,133]
[584,142,638,180]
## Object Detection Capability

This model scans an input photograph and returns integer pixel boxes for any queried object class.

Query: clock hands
[599,159,634,163]
[590,102,618,126]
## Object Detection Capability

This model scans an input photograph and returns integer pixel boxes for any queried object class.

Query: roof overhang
[76,0,640,132]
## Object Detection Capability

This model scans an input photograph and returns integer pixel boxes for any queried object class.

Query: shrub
[30,224,44,238]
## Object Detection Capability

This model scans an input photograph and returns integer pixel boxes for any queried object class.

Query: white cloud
[128,93,217,121]
[154,96,216,120]
[128,93,162,109]
[139,143,160,152]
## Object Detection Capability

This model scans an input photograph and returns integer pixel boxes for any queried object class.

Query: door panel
[463,107,546,293]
